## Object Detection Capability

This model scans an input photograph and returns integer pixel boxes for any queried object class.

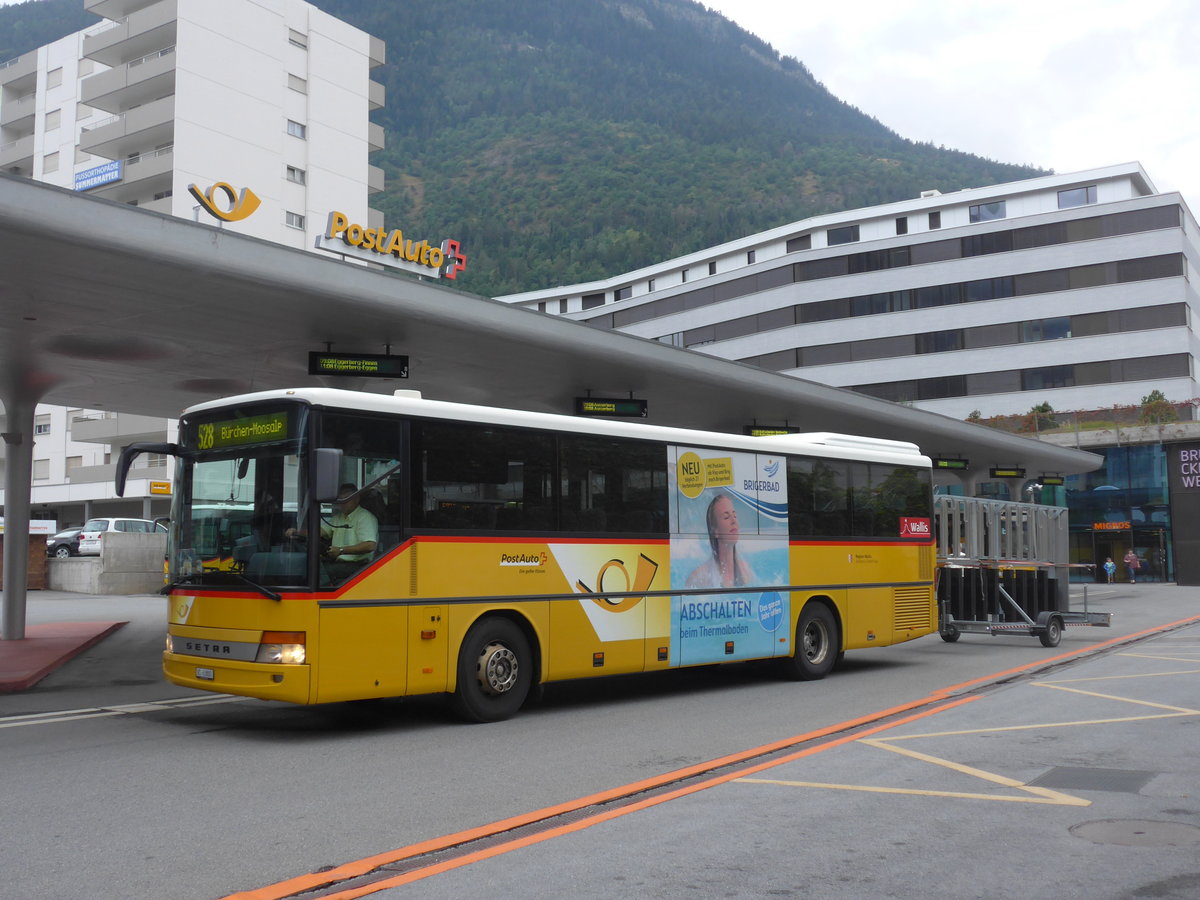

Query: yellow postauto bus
[117,388,936,722]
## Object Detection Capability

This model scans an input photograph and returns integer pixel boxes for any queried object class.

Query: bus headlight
[165,634,174,654]
[255,631,306,665]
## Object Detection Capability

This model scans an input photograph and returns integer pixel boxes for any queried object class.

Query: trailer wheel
[940,622,961,643]
[1037,613,1063,648]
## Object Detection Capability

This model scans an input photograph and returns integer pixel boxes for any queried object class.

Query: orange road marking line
[227,615,1200,899]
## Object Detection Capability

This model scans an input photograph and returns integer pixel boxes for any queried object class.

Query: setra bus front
[117,396,342,703]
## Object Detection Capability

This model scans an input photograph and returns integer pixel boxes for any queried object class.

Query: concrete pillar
[1,390,35,640]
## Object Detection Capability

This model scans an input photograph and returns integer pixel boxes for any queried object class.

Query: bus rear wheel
[779,602,839,681]
[452,616,533,723]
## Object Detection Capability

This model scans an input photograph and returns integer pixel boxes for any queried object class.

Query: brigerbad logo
[762,458,780,478]
[188,182,261,222]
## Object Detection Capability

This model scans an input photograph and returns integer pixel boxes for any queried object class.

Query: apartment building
[499,163,1199,422]
[0,0,384,527]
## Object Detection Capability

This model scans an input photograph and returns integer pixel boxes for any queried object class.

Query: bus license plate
[196,667,215,680]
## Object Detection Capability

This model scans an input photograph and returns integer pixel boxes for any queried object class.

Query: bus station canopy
[0,174,1099,636]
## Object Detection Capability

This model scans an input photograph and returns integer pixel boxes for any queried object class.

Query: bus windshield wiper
[232,572,282,601]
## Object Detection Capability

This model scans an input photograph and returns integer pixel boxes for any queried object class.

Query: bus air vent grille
[893,587,933,631]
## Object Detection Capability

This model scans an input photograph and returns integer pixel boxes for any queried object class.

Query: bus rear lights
[256,631,307,665]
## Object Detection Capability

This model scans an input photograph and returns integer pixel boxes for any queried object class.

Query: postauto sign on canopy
[186,181,467,280]
[316,211,467,280]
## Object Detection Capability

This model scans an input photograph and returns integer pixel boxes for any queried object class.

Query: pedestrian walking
[1123,548,1140,584]
[1103,557,1116,584]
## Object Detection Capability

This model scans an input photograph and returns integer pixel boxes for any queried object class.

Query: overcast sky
[705,0,1199,210]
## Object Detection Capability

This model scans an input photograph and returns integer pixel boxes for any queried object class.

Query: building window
[288,74,307,94]
[42,151,59,174]
[44,109,61,131]
[285,211,305,229]
[287,119,307,139]
[66,456,83,473]
[34,415,51,435]
[46,67,63,89]
[615,286,632,302]
[288,29,308,48]
[153,189,172,201]
[708,261,717,276]
[895,216,908,235]
[827,224,860,246]
[286,165,306,185]
[537,302,546,313]
[787,234,812,252]
[681,269,688,283]
[928,211,941,230]
[647,278,656,291]
[1058,185,1098,209]
[747,249,756,264]
[33,458,50,480]
[581,293,605,310]
[558,298,568,313]
[969,201,1006,223]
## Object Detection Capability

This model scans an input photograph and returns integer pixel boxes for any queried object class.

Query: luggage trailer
[935,496,1111,648]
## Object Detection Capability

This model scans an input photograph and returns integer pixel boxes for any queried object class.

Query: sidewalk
[0,619,127,692]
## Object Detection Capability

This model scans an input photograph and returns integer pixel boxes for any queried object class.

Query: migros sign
[319,211,468,280]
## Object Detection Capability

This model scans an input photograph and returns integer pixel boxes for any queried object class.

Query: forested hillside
[1,0,1045,297]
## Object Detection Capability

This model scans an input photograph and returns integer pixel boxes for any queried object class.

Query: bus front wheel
[452,617,533,723]
[779,602,839,681]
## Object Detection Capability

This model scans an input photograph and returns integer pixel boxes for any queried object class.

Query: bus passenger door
[407,605,449,694]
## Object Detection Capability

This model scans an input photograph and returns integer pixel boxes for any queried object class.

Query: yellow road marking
[736,660,1199,807]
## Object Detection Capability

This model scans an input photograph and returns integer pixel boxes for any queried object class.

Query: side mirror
[116,442,178,496]
[313,447,343,502]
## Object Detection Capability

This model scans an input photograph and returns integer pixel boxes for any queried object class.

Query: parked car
[46,527,83,559]
[76,517,167,555]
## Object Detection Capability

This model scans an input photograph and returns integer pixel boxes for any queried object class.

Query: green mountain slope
[2,0,1045,297]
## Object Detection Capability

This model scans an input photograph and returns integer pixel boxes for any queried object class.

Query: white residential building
[499,163,1199,422]
[0,0,384,528]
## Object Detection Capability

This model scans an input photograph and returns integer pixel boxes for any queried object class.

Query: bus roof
[184,388,930,467]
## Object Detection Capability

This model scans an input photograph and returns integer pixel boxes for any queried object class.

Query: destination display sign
[933,458,969,470]
[574,397,648,418]
[744,425,800,436]
[989,467,1026,478]
[194,411,290,450]
[308,352,409,378]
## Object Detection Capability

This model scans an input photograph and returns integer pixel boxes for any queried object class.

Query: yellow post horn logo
[188,182,262,222]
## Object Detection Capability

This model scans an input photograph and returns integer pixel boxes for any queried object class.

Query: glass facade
[1065,444,1172,583]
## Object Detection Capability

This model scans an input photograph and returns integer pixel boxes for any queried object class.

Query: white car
[77,517,167,555]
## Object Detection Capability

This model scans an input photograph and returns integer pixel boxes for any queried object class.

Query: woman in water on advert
[686,490,757,589]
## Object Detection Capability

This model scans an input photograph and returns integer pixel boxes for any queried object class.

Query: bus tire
[779,601,839,681]
[452,616,533,723]
[940,622,961,643]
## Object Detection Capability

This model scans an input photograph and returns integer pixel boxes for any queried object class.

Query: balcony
[0,53,37,90]
[83,0,178,68]
[71,411,169,446]
[369,36,386,69]
[79,94,174,159]
[81,45,176,113]
[85,0,162,21]
[368,121,384,152]
[368,164,384,195]
[0,133,34,174]
[89,145,173,203]
[0,90,36,131]
[369,79,385,112]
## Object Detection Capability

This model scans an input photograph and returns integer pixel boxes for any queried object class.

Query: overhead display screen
[308,352,409,378]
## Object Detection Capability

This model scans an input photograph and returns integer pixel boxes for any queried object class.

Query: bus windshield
[171,405,308,590]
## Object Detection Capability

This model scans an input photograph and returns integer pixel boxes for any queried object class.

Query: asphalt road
[1,584,1197,899]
